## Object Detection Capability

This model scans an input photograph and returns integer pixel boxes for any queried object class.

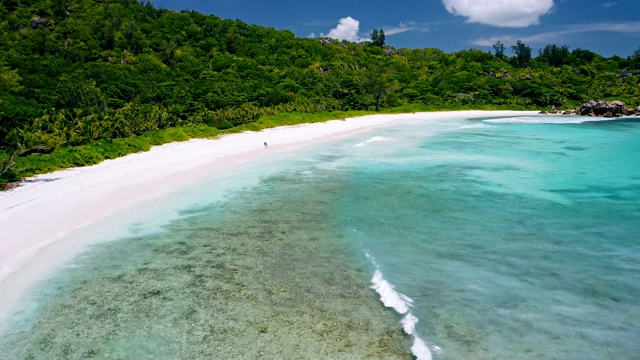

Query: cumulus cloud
[325,16,367,42]
[316,17,428,42]
[443,0,554,27]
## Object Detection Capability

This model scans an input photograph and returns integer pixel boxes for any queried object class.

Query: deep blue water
[1,114,639,359]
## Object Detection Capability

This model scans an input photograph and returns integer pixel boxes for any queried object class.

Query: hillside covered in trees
[1,0,639,183]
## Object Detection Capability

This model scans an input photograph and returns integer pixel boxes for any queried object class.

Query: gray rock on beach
[577,99,640,117]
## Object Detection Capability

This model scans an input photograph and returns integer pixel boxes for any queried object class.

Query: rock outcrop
[31,17,53,29]
[540,100,640,117]
[579,100,634,117]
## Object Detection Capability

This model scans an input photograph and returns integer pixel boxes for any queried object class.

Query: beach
[1,110,638,359]
[2,110,583,359]
[0,111,533,313]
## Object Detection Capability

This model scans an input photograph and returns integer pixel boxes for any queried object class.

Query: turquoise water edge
[1,114,639,359]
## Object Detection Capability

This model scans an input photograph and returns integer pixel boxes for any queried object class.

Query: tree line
[1,0,639,182]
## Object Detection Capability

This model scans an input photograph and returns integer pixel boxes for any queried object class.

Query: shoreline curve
[0,110,537,322]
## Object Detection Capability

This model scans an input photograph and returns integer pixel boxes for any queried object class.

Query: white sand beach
[0,110,536,321]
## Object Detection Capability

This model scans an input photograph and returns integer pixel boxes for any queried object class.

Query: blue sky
[150,0,639,58]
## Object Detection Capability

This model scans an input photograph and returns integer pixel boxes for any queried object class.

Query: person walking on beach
[264,142,268,148]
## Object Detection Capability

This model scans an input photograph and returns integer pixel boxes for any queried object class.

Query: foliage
[362,57,397,111]
[370,28,385,47]
[538,44,571,67]
[0,0,639,183]
[511,40,532,68]
[493,41,505,58]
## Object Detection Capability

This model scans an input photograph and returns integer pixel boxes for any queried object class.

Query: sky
[150,0,640,58]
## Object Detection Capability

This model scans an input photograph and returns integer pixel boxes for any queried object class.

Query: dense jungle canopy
[1,0,639,182]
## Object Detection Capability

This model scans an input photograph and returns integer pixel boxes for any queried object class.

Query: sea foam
[368,254,434,360]
[411,336,433,360]
[354,136,389,147]
[459,123,496,129]
[370,269,413,314]
[483,115,622,124]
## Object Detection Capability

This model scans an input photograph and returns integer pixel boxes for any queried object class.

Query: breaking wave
[354,136,390,147]
[484,115,624,124]
[368,253,434,360]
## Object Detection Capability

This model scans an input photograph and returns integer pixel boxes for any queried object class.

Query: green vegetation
[6,110,376,181]
[1,0,639,184]
[370,28,385,47]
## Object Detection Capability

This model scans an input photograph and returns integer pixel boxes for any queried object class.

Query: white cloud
[443,0,554,27]
[316,18,430,42]
[583,21,640,34]
[384,22,428,36]
[325,16,367,42]
[471,37,506,47]
[471,21,640,47]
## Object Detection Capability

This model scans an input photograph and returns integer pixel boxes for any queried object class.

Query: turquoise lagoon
[1,114,639,359]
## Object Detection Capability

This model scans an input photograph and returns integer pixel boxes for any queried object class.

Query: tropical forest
[1,0,639,184]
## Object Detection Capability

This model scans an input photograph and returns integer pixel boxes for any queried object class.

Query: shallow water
[1,114,639,359]
[338,116,640,359]
[0,157,411,359]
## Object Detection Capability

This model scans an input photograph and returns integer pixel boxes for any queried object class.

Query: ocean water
[1,114,639,359]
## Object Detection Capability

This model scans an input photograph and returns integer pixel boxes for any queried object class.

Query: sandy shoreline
[0,110,536,320]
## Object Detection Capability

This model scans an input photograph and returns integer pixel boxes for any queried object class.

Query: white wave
[370,269,413,314]
[432,345,443,355]
[354,136,390,147]
[402,313,433,360]
[459,123,496,129]
[411,336,433,360]
[368,258,435,360]
[367,253,411,315]
[484,115,624,125]
[402,312,419,334]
